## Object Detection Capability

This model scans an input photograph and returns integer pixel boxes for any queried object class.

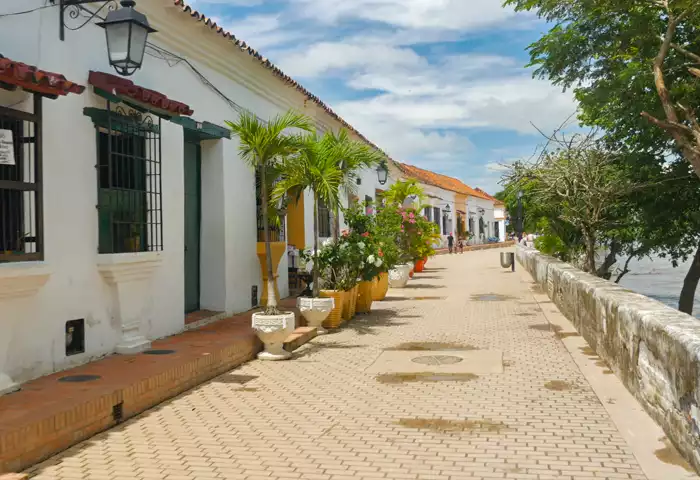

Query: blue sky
[187,0,576,194]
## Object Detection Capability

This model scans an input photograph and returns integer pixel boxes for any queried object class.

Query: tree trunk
[313,195,320,298]
[679,240,700,315]
[584,231,596,274]
[261,166,278,314]
[596,240,619,280]
[333,205,340,241]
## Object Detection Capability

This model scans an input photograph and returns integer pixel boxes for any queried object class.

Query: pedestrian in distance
[447,232,454,254]
[457,238,464,254]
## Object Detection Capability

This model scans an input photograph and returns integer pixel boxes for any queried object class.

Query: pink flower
[423,216,428,220]
[378,250,384,257]
[418,231,422,235]
[409,212,415,218]
[361,232,370,238]
[409,219,416,224]
[341,230,349,237]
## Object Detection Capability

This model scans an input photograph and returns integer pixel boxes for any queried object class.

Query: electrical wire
[1,1,267,122]
[0,3,55,18]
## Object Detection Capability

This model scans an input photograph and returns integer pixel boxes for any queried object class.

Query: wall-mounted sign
[0,129,15,166]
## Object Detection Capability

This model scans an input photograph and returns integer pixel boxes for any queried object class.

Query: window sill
[97,252,163,285]
[0,261,51,301]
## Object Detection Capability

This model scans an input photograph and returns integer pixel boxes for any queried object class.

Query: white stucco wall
[0,0,321,384]
[466,196,497,244]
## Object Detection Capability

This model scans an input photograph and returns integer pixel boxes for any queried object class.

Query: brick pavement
[24,250,691,480]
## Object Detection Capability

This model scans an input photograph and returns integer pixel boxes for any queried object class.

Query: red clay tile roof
[173,0,390,158]
[88,71,194,116]
[396,162,494,201]
[0,54,85,97]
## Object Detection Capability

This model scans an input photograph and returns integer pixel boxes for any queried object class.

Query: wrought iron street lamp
[55,0,156,76]
[376,161,388,185]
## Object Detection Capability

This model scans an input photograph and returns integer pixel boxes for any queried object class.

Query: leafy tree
[503,133,641,276]
[504,0,700,313]
[227,110,313,314]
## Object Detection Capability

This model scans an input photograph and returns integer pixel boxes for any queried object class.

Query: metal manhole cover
[143,349,176,355]
[58,374,101,383]
[411,355,464,366]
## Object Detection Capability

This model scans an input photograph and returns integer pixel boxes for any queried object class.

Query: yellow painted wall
[287,196,305,249]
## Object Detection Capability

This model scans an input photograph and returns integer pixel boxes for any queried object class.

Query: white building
[0,0,391,392]
[390,162,498,247]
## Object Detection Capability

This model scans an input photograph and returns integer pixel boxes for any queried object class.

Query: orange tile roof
[396,163,494,201]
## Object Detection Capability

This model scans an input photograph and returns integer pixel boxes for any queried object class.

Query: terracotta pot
[356,281,373,313]
[371,272,389,301]
[320,290,343,329]
[341,289,353,321]
[414,259,426,273]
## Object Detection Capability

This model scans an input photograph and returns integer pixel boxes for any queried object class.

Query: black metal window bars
[0,96,43,263]
[86,102,163,254]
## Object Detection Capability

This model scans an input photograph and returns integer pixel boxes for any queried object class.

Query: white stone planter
[252,311,295,360]
[297,297,334,334]
[389,264,412,288]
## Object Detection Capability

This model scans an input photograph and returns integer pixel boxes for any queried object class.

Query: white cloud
[291,0,529,32]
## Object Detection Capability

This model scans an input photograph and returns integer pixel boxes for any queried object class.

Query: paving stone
[23,251,672,480]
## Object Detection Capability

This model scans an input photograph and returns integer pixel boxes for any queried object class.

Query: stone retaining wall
[517,245,700,472]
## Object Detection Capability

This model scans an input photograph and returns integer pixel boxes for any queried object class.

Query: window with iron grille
[255,168,285,242]
[423,207,431,221]
[85,105,163,254]
[433,207,441,234]
[0,97,42,263]
[318,198,331,238]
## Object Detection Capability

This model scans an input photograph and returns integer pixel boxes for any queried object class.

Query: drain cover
[412,355,464,366]
[143,349,176,355]
[58,374,101,383]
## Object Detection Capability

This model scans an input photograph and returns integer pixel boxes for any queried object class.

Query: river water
[618,255,700,318]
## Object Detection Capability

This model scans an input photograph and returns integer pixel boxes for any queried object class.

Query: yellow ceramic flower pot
[371,272,389,301]
[349,284,358,318]
[320,290,343,329]
[356,281,374,313]
[341,289,353,321]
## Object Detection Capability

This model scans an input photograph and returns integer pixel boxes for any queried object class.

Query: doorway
[183,140,201,313]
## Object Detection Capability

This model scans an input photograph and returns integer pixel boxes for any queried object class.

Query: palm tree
[381,179,426,206]
[274,133,345,297]
[227,110,313,314]
[322,130,386,239]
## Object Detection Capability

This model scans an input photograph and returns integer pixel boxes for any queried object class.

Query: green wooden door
[184,141,201,313]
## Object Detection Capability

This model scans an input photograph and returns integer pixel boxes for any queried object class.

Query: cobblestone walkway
[26,250,689,479]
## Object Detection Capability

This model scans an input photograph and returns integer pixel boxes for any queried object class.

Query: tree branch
[640,111,694,134]
[671,43,700,64]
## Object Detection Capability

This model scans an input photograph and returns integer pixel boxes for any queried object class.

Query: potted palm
[227,110,312,360]
[275,132,344,333]
[324,129,385,240]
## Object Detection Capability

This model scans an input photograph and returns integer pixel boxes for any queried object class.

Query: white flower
[367,254,376,264]
[374,258,383,267]
[340,243,348,250]
[358,241,365,250]
[304,260,314,273]
[323,238,334,247]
